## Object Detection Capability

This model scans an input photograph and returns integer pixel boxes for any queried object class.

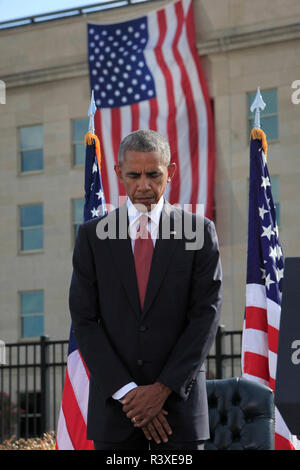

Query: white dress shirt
[112,196,164,402]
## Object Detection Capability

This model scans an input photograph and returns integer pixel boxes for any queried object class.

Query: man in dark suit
[69,129,222,450]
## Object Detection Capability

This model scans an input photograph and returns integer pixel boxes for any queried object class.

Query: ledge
[3,61,88,89]
[3,21,300,88]
[196,21,300,56]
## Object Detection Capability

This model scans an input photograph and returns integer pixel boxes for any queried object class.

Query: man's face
[114,150,176,211]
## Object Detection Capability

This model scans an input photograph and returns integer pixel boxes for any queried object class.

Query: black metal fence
[0,326,242,443]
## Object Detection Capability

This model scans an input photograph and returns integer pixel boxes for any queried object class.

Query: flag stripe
[149,97,158,131]
[185,1,211,214]
[155,8,180,205]
[246,283,266,309]
[275,434,295,451]
[275,408,297,449]
[131,103,139,132]
[67,350,90,422]
[243,351,269,383]
[99,108,119,208]
[120,104,132,141]
[163,4,185,205]
[268,325,279,355]
[145,12,168,140]
[137,99,151,132]
[111,107,124,200]
[242,328,268,358]
[174,0,199,207]
[61,368,94,450]
[56,407,74,450]
[245,306,268,332]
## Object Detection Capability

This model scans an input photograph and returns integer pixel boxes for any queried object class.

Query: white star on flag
[261,224,275,241]
[276,244,283,260]
[275,267,284,283]
[259,205,269,220]
[96,189,104,200]
[269,246,278,263]
[92,162,98,173]
[91,207,100,217]
[261,176,271,190]
[260,267,266,280]
[265,273,275,290]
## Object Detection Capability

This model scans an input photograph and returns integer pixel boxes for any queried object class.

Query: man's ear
[114,164,123,181]
[167,162,176,181]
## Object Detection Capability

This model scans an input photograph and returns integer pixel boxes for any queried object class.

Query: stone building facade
[0,0,300,344]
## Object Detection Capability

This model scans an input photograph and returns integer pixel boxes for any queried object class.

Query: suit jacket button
[139,325,147,332]
[137,359,144,366]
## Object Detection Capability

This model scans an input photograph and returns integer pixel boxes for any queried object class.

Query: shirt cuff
[112,382,138,402]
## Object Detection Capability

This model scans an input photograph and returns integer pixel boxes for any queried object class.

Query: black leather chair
[205,377,275,450]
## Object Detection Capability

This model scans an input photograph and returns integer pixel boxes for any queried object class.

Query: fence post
[215,325,225,379]
[40,335,50,436]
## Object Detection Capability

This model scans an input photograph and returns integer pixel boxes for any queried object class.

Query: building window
[19,204,43,252]
[72,118,89,166]
[19,125,43,172]
[72,199,84,242]
[270,176,280,227]
[20,291,44,338]
[248,89,278,141]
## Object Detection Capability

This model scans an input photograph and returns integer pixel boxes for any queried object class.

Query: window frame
[18,124,44,175]
[72,118,89,167]
[18,203,44,254]
[19,290,45,340]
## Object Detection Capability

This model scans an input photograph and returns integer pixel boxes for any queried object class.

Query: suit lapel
[141,201,181,320]
[107,203,141,319]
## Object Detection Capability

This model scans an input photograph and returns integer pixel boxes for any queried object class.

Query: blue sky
[0,0,106,22]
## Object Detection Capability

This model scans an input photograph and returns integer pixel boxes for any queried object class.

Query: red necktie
[134,214,154,310]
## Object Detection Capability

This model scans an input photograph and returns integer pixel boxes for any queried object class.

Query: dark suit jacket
[69,200,222,442]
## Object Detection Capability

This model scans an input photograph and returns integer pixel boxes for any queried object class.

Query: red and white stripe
[95,0,215,219]
[56,350,94,450]
[242,283,298,450]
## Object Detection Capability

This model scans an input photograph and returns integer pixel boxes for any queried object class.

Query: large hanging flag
[241,90,297,450]
[56,95,106,450]
[88,0,215,218]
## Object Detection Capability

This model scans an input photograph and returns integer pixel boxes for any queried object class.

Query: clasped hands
[121,382,172,444]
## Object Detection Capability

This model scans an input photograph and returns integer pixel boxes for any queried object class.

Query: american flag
[241,130,298,450]
[88,0,215,218]
[56,134,106,450]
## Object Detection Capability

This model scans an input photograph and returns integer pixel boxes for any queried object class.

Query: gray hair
[118,129,171,166]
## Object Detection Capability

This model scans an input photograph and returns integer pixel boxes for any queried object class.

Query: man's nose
[137,176,151,191]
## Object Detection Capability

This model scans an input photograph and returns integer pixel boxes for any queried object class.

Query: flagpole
[250,86,266,129]
[249,87,268,159]
[88,89,96,135]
